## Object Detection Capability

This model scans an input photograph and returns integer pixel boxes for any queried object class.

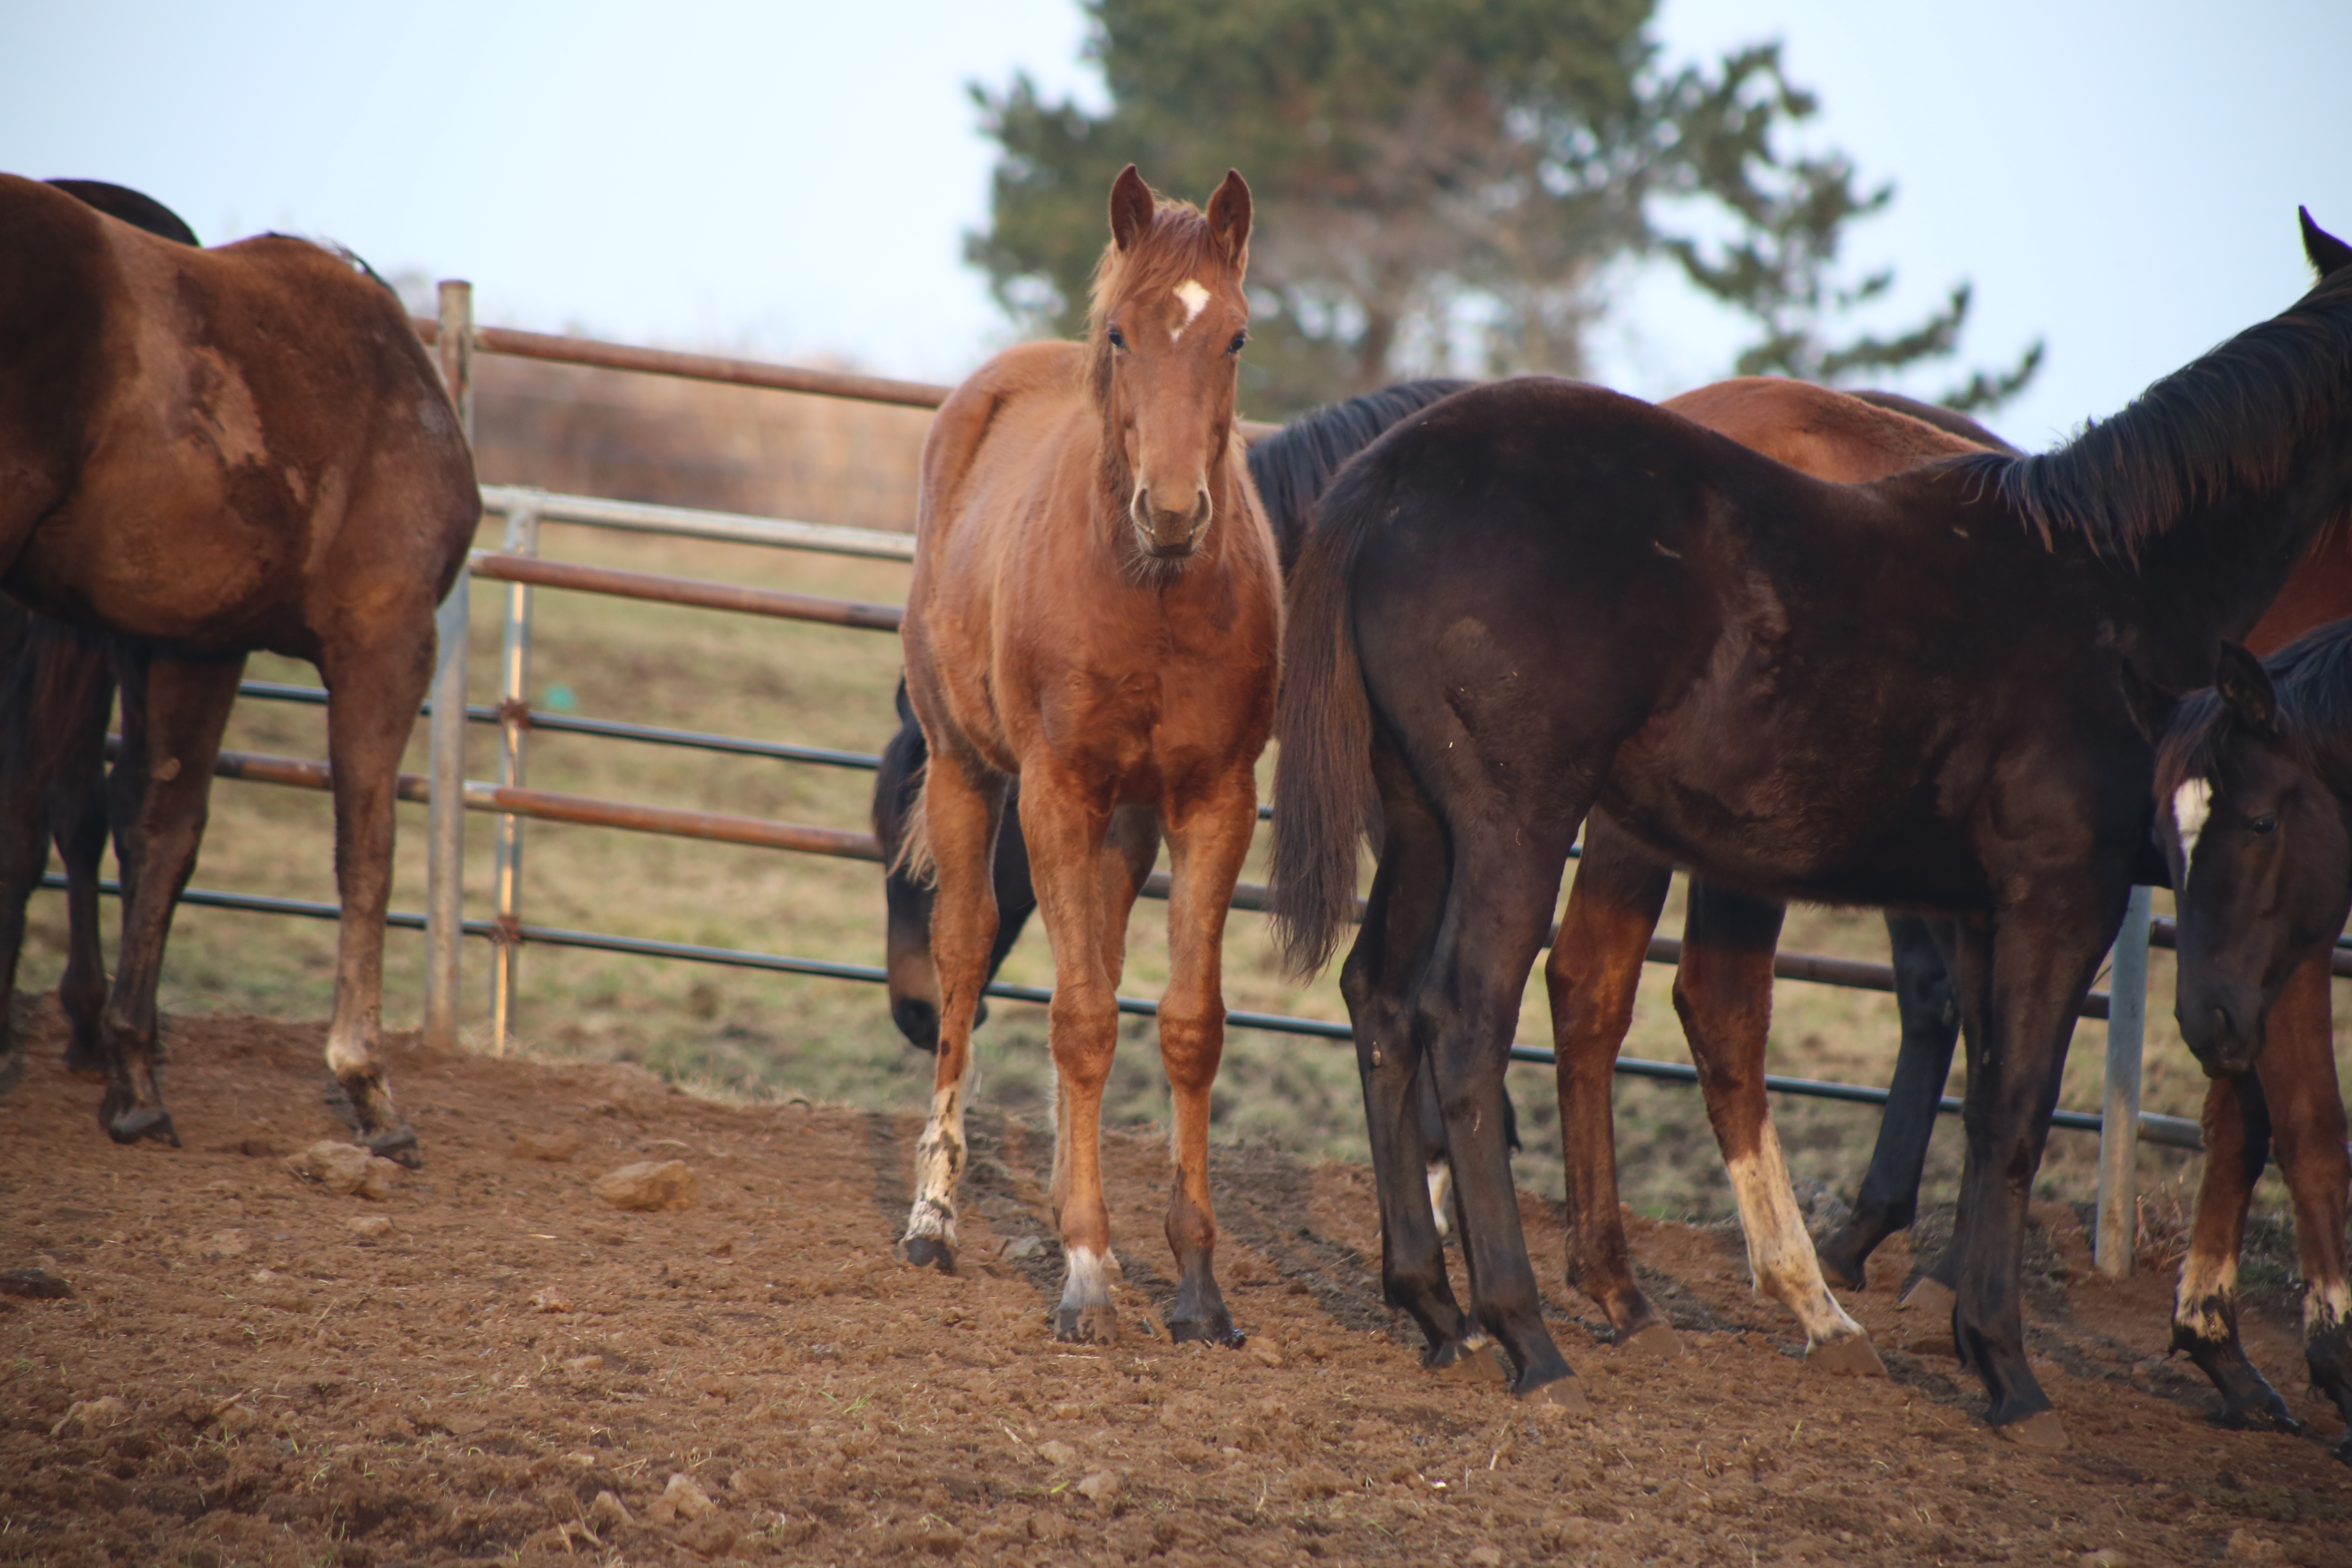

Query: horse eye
[1107,327,1128,351]
[1228,331,1248,355]
[2251,814,2278,835]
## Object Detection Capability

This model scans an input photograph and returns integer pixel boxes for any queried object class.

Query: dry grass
[16,519,2352,1233]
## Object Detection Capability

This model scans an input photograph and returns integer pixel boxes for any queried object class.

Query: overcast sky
[5,0,2345,450]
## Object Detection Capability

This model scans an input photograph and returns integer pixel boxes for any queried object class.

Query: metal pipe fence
[38,291,2294,1276]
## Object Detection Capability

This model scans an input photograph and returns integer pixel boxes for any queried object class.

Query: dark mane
[2154,618,2352,796]
[1247,379,1470,571]
[1952,267,2352,557]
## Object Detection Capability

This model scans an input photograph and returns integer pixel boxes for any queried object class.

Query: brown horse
[897,167,1278,1345]
[0,174,477,1160]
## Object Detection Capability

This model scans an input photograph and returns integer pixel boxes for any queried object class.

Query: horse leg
[899,753,1005,1271]
[314,633,441,1164]
[1946,901,2116,1446]
[1818,913,1962,1290]
[1157,776,1251,1347]
[50,637,118,1075]
[1416,820,1584,1402]
[2169,1065,2287,1429]
[1543,818,1675,1352]
[0,632,49,1075]
[1342,744,1477,1370]
[1674,882,1882,1373]
[1020,774,1126,1343]
[97,650,245,1147]
[2257,952,2352,1457]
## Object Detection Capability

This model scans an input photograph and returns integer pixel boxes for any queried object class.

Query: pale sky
[5,0,2346,450]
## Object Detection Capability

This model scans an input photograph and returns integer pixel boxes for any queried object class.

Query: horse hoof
[2215,1399,2301,1435]
[1424,1341,1507,1383]
[1054,1304,1120,1345]
[900,1236,957,1274]
[364,1125,423,1169]
[1168,1313,1245,1348]
[108,1105,180,1147]
[1994,1410,2069,1452]
[61,1046,107,1080]
[1619,1323,1684,1361]
[1816,1233,1870,1293]
[1516,1374,1589,1412]
[2332,1434,2352,1467]
[1806,1333,1888,1378]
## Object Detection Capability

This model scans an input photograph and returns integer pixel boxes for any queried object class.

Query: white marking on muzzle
[1171,279,1209,341]
[2173,779,2214,874]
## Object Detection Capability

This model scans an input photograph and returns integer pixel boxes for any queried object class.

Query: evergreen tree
[969,0,2040,416]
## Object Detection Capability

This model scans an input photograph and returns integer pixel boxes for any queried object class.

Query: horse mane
[2154,619,2352,797]
[1247,379,1471,571]
[1952,266,2352,557]
[262,232,399,298]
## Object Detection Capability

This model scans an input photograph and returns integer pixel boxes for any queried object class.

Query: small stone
[50,1395,129,1436]
[588,1489,633,1528]
[591,1160,699,1213]
[1037,1439,1079,1467]
[563,1450,600,1467]
[2225,1531,2282,1563]
[348,1216,394,1238]
[1249,1342,1284,1368]
[528,1286,573,1314]
[2081,1550,2130,1568]
[286,1141,402,1200]
[0,1267,73,1300]
[512,1129,581,1163]
[564,1355,605,1375]
[1000,1235,1049,1261]
[648,1470,717,1523]
[1074,1470,1123,1508]
[213,1400,260,1436]
[1468,1547,1505,1568]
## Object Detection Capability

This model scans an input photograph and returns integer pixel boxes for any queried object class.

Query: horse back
[1662,377,1988,484]
[0,179,474,655]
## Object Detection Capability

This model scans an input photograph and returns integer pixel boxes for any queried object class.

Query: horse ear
[2301,207,2352,279]
[2117,661,2181,743]
[1206,169,1252,270]
[1109,166,1155,253]
[2214,641,2281,734]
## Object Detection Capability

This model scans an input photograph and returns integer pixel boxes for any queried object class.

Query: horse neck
[2113,438,2352,693]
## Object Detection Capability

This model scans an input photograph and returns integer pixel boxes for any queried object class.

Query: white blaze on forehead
[1171,279,1210,339]
[2172,778,2214,866]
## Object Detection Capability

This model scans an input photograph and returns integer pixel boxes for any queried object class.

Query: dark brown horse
[0,183,205,1082]
[897,167,1278,1345]
[2149,623,2352,1458]
[0,174,477,1159]
[1271,209,2352,1441]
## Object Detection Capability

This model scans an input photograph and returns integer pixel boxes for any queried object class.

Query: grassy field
[17,516,2349,1239]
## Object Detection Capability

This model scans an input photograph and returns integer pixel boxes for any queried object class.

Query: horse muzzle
[1131,486,1211,559]
[2177,984,2266,1078]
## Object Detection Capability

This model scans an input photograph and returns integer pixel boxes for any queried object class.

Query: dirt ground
[3,1006,2348,1568]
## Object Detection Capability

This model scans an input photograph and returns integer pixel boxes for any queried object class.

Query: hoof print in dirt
[1619,1322,1684,1361]
[590,1159,698,1212]
[1805,1334,1887,1377]
[0,1267,74,1301]
[1517,1375,1589,1413]
[1994,1410,2069,1452]
[1054,1304,1120,1344]
[898,1236,955,1274]
[1424,1340,1508,1383]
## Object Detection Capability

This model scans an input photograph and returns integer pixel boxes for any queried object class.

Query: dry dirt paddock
[2,1007,2347,1568]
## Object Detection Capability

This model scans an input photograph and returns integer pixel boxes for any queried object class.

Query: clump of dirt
[2,1003,2345,1567]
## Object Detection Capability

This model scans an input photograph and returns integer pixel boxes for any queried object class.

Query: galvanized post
[425,281,474,1054]
[2096,884,2153,1277]
[489,494,543,1056]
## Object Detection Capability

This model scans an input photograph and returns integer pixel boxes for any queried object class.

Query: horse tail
[1270,456,1385,977]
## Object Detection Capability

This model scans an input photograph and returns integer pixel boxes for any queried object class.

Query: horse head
[1089,165,1252,563]
[2158,641,2352,1077]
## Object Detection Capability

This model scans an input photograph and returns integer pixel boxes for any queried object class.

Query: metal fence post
[2096,884,2154,1276]
[425,280,474,1054]
[490,494,544,1056]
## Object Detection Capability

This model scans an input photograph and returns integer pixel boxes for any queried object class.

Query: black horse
[1272,209,2352,1441]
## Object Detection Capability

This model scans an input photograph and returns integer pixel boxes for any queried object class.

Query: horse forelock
[2154,620,2352,806]
[1961,268,2352,560]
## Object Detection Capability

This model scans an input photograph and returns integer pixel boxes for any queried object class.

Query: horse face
[1100,168,1252,561]
[2163,735,2351,1078]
